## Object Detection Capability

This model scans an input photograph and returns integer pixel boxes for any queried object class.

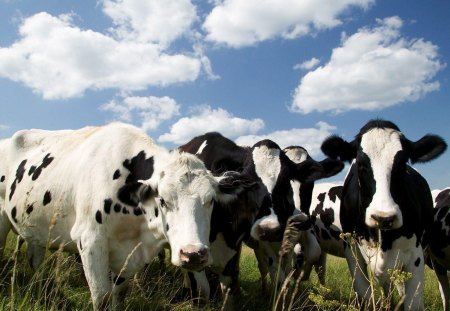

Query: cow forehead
[252,145,281,193]
[158,153,217,202]
[360,128,403,165]
[284,147,308,164]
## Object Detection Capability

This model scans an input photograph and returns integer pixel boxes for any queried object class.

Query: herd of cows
[0,119,448,310]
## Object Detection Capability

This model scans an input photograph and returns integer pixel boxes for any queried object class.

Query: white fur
[252,145,281,193]
[361,128,403,229]
[196,140,207,155]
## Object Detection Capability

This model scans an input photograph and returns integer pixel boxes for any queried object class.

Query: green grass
[0,233,444,310]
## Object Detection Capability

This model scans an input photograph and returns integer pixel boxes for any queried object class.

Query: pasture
[0,233,442,310]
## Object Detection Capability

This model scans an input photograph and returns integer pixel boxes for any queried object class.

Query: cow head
[321,119,447,231]
[118,151,250,271]
[249,140,344,241]
[284,146,344,214]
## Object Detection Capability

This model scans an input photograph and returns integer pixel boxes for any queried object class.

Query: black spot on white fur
[113,169,121,180]
[31,153,54,181]
[95,210,102,224]
[104,199,112,214]
[114,203,121,213]
[9,159,27,200]
[11,207,17,223]
[414,257,421,267]
[43,191,52,206]
[26,204,34,214]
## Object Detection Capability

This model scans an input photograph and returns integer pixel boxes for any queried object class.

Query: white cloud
[235,121,336,156]
[291,16,445,114]
[102,0,197,47]
[0,12,201,99]
[294,57,320,70]
[158,105,264,145]
[203,0,374,48]
[101,95,180,131]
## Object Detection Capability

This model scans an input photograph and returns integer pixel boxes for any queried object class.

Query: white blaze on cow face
[252,145,281,193]
[284,147,309,211]
[196,140,208,155]
[251,145,282,240]
[360,128,403,229]
[146,152,215,270]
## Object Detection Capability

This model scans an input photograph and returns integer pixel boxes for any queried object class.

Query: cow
[178,133,343,308]
[317,119,447,310]
[280,182,346,285]
[253,146,343,294]
[427,188,450,311]
[0,123,251,310]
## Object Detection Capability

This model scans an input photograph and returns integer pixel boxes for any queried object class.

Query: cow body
[319,119,447,310]
[428,188,450,311]
[178,133,343,308]
[0,123,246,310]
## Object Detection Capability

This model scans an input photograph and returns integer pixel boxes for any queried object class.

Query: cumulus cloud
[101,95,180,131]
[294,57,320,70]
[291,16,445,114]
[235,121,336,156]
[158,105,264,145]
[102,0,197,47]
[0,12,201,99]
[203,0,374,47]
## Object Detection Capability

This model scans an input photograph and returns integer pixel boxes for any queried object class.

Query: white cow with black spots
[320,119,446,310]
[0,123,250,310]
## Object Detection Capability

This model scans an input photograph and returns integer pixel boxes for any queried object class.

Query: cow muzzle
[370,214,397,230]
[254,224,284,242]
[179,245,210,271]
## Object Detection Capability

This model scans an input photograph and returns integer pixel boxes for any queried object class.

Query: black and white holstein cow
[0,123,250,310]
[319,119,446,310]
[178,132,343,308]
[254,146,343,293]
[280,181,346,285]
[427,188,450,311]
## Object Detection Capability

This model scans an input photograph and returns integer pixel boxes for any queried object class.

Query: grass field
[0,233,443,310]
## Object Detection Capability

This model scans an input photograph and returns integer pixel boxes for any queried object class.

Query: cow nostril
[371,214,396,229]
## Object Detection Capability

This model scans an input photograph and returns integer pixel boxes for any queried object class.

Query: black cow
[178,132,343,308]
[320,119,446,310]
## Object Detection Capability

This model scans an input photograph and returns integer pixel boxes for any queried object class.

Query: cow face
[249,141,343,241]
[119,152,247,271]
[321,119,447,231]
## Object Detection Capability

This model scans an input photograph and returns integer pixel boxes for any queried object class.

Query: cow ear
[294,159,324,183]
[319,158,345,178]
[409,134,447,164]
[321,135,356,163]
[215,172,257,203]
[118,181,156,207]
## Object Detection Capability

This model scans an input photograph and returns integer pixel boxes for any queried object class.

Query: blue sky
[0,0,449,190]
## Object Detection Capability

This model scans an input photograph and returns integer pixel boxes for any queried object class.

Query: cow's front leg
[432,259,450,311]
[26,242,46,271]
[402,252,424,311]
[0,210,11,258]
[344,247,372,308]
[220,250,242,311]
[111,274,130,310]
[186,270,210,309]
[78,235,111,310]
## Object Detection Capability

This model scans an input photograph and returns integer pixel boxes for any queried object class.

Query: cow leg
[26,243,46,271]
[315,252,327,285]
[433,260,450,311]
[253,245,269,294]
[344,247,371,307]
[220,249,242,311]
[186,270,210,309]
[78,236,111,310]
[111,274,130,310]
[0,209,11,258]
[402,252,424,311]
